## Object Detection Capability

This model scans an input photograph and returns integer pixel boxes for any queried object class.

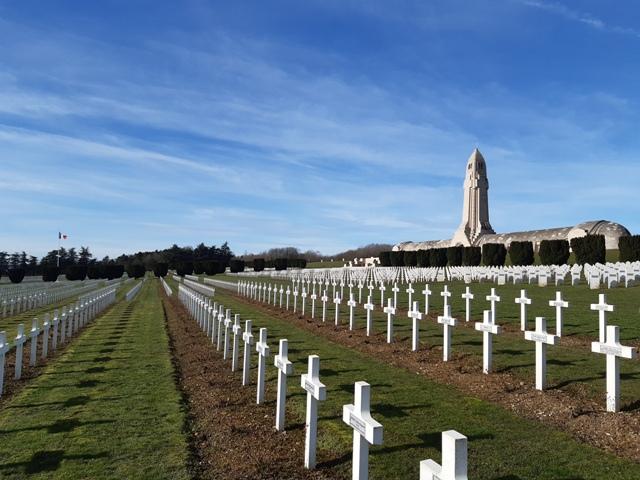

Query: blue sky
[1,1,639,258]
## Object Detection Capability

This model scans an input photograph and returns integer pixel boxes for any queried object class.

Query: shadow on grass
[0,450,110,474]
[0,418,114,434]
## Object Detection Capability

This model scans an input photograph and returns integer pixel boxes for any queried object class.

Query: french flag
[58,232,68,240]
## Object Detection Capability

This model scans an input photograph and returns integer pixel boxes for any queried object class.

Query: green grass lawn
[0,281,190,480]
[196,287,640,479]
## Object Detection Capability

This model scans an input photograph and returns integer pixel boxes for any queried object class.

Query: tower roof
[467,148,484,165]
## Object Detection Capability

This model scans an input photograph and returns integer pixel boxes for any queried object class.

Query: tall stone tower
[451,148,495,246]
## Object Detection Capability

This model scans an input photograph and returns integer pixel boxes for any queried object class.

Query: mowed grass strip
[0,281,190,480]
[206,287,640,479]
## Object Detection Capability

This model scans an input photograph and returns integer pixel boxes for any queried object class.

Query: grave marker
[474,310,501,374]
[29,318,40,367]
[302,355,326,469]
[486,288,500,323]
[437,306,457,361]
[524,317,558,390]
[14,324,26,379]
[274,339,294,431]
[256,328,270,404]
[408,301,423,351]
[383,299,396,343]
[232,315,242,372]
[422,285,432,315]
[420,430,468,480]
[515,290,532,332]
[364,296,375,336]
[347,294,357,330]
[0,332,8,395]
[591,294,614,343]
[549,291,569,337]
[461,287,474,323]
[242,320,254,386]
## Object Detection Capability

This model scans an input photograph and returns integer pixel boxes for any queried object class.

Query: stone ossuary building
[393,149,630,252]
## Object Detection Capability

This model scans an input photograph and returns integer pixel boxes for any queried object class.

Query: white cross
[302,289,308,316]
[515,289,532,331]
[293,288,299,313]
[242,320,254,386]
[279,286,284,308]
[524,317,559,390]
[0,331,9,395]
[485,288,501,323]
[29,318,40,367]
[14,324,26,380]
[406,283,415,309]
[231,315,242,372]
[216,307,225,351]
[223,311,232,360]
[592,325,637,412]
[310,291,317,319]
[549,291,569,337]
[342,381,383,480]
[274,339,294,431]
[42,313,50,359]
[461,287,474,323]
[441,285,452,311]
[378,283,386,308]
[383,298,396,344]
[437,306,457,361]
[321,291,329,322]
[422,285,432,315]
[357,282,364,303]
[474,310,501,374]
[420,430,468,480]
[302,355,327,469]
[408,301,423,351]
[256,328,270,404]
[590,294,614,343]
[391,283,400,308]
[52,309,59,351]
[364,296,375,336]
[347,294,358,330]
[286,287,291,310]
[334,293,342,326]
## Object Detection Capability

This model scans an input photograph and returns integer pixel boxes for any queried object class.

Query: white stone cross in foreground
[223,311,232,360]
[475,310,501,374]
[420,430,468,480]
[406,283,415,309]
[256,328,270,404]
[29,318,40,367]
[42,313,51,359]
[437,306,457,361]
[383,298,396,344]
[592,325,637,412]
[231,315,242,372]
[515,289,531,331]
[591,294,614,343]
[364,296,375,336]
[549,291,569,337]
[408,301,423,351]
[391,283,400,308]
[378,283,386,308]
[14,324,26,380]
[347,294,357,330]
[242,320,254,386]
[461,287,474,322]
[0,332,9,395]
[486,288,500,323]
[302,354,326,469]
[422,285,432,315]
[274,339,294,431]
[342,381,383,480]
[441,285,451,311]
[524,317,558,390]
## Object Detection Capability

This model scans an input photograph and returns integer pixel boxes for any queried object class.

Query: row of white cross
[178,282,469,480]
[0,285,118,397]
[125,279,145,301]
[238,280,637,413]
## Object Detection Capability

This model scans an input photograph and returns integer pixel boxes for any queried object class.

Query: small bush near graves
[482,243,507,266]
[571,235,606,265]
[42,266,60,282]
[193,262,205,275]
[229,259,245,273]
[65,265,88,281]
[127,264,146,279]
[203,261,219,275]
[390,251,405,267]
[253,258,265,272]
[416,250,430,267]
[288,258,307,269]
[509,241,534,266]
[176,262,194,277]
[539,239,570,265]
[379,251,392,267]
[429,248,448,267]
[619,235,640,262]
[273,258,288,271]
[87,264,104,280]
[462,246,481,266]
[403,251,417,267]
[105,264,124,280]
[446,246,464,266]
[153,262,169,278]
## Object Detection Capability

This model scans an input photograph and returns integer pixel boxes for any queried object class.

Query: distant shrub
[229,259,245,273]
[65,265,87,281]
[176,262,194,277]
[153,262,169,278]
[274,258,288,271]
[288,258,307,269]
[8,268,25,284]
[403,251,417,267]
[42,266,60,282]
[462,247,481,266]
[378,251,392,267]
[253,258,265,272]
[126,264,146,279]
[429,248,448,267]
[619,235,640,262]
[539,240,570,266]
[482,243,507,266]
[571,235,605,265]
[193,262,205,275]
[446,246,464,266]
[508,241,534,266]
[202,261,221,275]
[416,250,430,267]
[390,251,405,267]
[87,264,104,280]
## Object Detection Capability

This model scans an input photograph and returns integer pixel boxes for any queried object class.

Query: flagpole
[57,231,61,268]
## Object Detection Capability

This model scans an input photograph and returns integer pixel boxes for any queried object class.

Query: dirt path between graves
[225,290,640,463]
[161,286,339,480]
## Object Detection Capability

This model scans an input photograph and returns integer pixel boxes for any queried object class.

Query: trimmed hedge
[389,251,404,267]
[126,264,146,279]
[429,248,448,268]
[65,265,88,281]
[403,251,417,267]
[416,250,430,267]
[176,262,194,277]
[203,261,224,275]
[482,243,507,266]
[42,266,60,282]
[193,262,205,275]
[462,247,481,266]
[508,241,534,266]
[446,246,464,267]
[87,264,105,280]
[379,251,392,267]
[539,240,570,266]
[8,268,25,284]
[289,258,307,269]
[571,235,605,265]
[274,258,287,271]
[619,235,640,262]
[253,258,265,272]
[153,262,169,278]
[229,259,245,273]
[106,264,124,280]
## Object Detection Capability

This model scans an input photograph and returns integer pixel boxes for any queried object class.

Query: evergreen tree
[78,246,92,265]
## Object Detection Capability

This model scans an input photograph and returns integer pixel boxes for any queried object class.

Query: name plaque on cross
[349,414,367,437]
